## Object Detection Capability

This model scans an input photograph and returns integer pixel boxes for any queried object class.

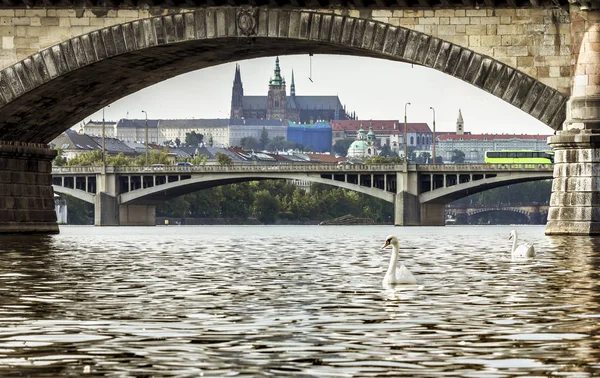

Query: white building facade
[435,110,551,163]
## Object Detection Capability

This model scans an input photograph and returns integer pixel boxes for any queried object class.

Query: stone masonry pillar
[0,142,58,234]
[546,6,600,235]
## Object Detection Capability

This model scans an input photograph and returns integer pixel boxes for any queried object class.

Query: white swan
[381,235,417,285]
[509,230,536,259]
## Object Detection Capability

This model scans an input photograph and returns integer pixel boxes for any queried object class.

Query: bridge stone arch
[119,172,395,205]
[0,7,568,143]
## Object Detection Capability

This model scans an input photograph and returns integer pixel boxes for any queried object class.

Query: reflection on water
[0,225,599,377]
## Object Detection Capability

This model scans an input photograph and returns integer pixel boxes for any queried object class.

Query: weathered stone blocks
[0,141,57,234]
[546,131,600,235]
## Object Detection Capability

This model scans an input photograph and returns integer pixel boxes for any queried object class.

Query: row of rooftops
[81,118,551,140]
[51,129,345,163]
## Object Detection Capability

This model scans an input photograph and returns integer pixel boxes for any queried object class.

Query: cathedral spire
[290,69,296,97]
[233,64,241,85]
[230,64,244,119]
[269,57,284,87]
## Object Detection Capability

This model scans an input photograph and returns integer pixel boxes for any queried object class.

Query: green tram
[484,150,554,164]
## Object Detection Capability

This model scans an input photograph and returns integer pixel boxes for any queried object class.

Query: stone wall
[0,142,58,234]
[362,8,572,94]
[0,6,572,95]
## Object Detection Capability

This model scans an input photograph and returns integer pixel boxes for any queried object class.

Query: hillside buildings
[434,110,551,163]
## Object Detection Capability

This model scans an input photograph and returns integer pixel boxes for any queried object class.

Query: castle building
[230,57,353,123]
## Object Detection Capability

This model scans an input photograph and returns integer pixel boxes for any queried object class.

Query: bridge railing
[52,163,407,174]
[416,163,553,171]
[51,162,554,175]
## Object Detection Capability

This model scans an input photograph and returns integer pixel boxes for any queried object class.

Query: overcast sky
[83,54,553,136]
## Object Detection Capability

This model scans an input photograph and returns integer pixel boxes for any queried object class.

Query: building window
[410,136,414,145]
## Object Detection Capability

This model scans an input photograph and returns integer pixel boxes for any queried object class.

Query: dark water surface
[0,225,599,377]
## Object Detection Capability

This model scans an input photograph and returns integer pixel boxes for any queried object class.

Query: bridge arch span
[119,172,395,205]
[0,7,567,143]
[52,185,95,204]
[420,172,552,204]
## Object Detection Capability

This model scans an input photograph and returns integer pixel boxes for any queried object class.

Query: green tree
[266,136,289,151]
[185,131,203,147]
[134,148,171,166]
[379,144,398,158]
[241,136,260,151]
[216,151,232,166]
[415,152,431,164]
[52,149,67,166]
[156,195,190,218]
[106,152,133,166]
[62,194,94,224]
[364,156,403,164]
[259,127,270,150]
[451,149,466,164]
[253,189,280,224]
[67,150,103,166]
[189,154,208,166]
[175,137,181,148]
[332,138,355,157]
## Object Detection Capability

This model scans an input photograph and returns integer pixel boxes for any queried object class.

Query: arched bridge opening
[468,209,531,225]
[119,171,396,205]
[0,8,567,144]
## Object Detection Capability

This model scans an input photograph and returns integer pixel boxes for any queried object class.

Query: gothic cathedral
[230,57,354,123]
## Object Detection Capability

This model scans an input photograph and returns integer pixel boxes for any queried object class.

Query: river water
[0,225,599,377]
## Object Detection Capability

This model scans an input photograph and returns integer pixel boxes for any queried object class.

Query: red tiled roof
[330,120,431,133]
[437,133,551,141]
[307,153,346,163]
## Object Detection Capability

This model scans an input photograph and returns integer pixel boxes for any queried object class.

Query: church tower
[266,57,288,120]
[456,109,464,135]
[230,64,244,119]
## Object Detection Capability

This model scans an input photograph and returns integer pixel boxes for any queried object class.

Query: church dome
[347,140,369,157]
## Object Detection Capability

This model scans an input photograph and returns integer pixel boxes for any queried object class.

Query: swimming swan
[509,230,535,259]
[381,235,417,285]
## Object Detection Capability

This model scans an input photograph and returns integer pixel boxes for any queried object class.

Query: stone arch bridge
[0,0,596,234]
[51,163,552,226]
[446,204,550,224]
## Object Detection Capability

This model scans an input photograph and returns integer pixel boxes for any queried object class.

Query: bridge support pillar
[547,7,600,235]
[119,204,156,226]
[0,142,58,234]
[94,193,119,226]
[420,204,445,226]
[394,192,420,226]
[546,133,600,235]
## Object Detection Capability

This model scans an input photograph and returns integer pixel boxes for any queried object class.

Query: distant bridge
[446,204,550,224]
[51,163,553,226]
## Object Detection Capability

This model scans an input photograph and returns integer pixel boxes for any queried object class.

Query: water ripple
[0,225,598,376]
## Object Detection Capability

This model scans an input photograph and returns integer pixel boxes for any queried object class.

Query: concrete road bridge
[51,162,553,226]
[446,203,550,224]
[0,0,597,234]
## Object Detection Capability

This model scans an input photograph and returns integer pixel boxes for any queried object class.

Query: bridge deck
[51,163,553,175]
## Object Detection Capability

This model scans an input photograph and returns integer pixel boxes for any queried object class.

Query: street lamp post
[429,106,436,164]
[404,102,411,161]
[102,105,110,167]
[142,110,148,166]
